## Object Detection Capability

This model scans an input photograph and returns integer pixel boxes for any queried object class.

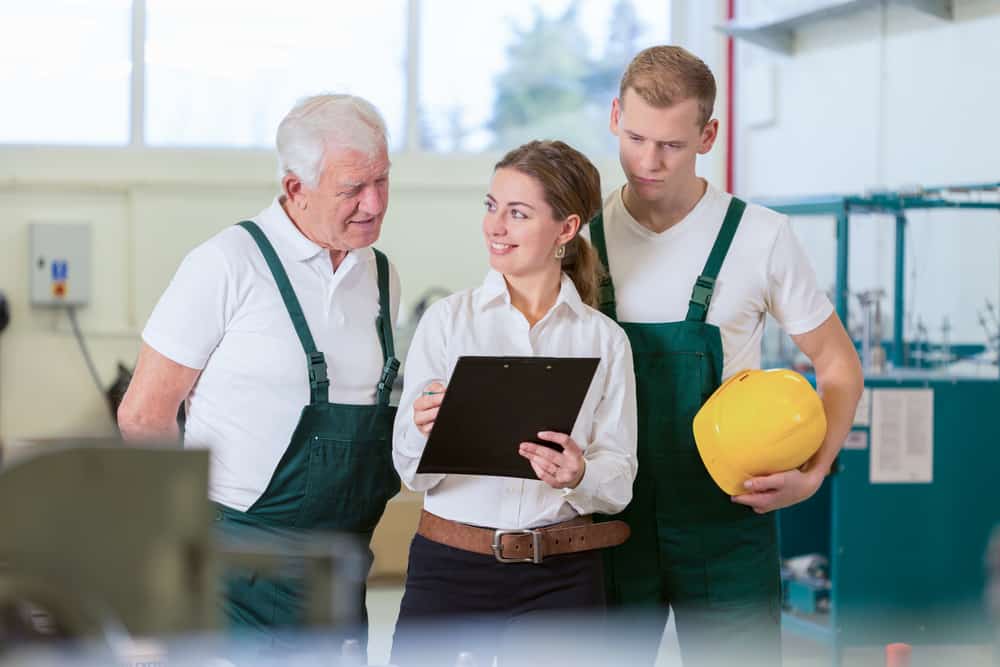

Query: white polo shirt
[593,183,834,379]
[143,197,400,511]
[393,270,638,530]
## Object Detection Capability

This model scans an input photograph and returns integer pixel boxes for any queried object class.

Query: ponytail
[561,232,605,309]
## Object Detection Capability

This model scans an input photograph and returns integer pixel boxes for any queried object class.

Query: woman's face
[483,168,577,279]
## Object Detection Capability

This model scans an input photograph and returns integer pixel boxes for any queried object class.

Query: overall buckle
[689,275,716,309]
[308,352,329,388]
[377,357,400,395]
[492,529,543,564]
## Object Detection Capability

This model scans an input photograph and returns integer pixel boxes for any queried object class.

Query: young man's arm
[731,313,863,513]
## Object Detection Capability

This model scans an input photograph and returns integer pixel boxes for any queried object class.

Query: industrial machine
[0,443,215,652]
[0,443,367,663]
[764,184,1000,664]
[779,374,1000,664]
[762,183,1000,372]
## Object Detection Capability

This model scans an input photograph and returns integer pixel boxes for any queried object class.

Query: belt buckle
[492,529,542,564]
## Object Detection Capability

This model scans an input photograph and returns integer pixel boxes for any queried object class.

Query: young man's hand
[730,467,825,513]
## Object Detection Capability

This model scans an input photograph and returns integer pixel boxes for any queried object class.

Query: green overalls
[591,198,781,666]
[215,221,400,637]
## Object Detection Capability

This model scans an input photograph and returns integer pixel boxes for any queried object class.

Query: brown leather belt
[417,510,630,564]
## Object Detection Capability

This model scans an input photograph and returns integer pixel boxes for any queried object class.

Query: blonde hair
[494,141,605,308]
[619,45,716,126]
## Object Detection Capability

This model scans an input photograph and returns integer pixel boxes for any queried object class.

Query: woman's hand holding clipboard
[413,358,592,489]
[519,433,587,489]
[413,381,446,436]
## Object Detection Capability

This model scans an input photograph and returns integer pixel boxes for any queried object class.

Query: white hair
[276,94,388,188]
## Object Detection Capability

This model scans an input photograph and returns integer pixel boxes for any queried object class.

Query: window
[144,0,407,149]
[0,0,131,145]
[0,0,671,152]
[419,0,671,153]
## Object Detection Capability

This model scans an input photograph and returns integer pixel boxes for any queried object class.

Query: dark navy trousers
[390,533,607,667]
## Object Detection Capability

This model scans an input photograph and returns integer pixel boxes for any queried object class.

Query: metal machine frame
[763,183,1000,368]
[764,183,1000,664]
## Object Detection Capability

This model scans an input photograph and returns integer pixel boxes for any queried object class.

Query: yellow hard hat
[693,368,827,496]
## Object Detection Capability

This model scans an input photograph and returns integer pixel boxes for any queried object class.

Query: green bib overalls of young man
[214,220,400,638]
[591,198,782,666]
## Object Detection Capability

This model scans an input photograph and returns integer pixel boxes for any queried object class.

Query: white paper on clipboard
[870,389,934,483]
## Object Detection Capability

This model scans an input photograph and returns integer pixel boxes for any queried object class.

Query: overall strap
[238,221,329,404]
[372,248,399,406]
[588,211,619,321]
[685,197,747,322]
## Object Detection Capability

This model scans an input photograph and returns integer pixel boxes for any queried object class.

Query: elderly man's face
[293,144,391,252]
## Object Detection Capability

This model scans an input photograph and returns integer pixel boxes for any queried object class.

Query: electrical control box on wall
[29,223,92,307]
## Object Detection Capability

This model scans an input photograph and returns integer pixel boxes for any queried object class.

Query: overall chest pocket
[626,328,747,522]
[296,436,400,533]
[634,350,712,464]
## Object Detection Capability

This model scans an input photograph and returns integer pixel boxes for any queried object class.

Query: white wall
[0,1,740,445]
[734,0,1000,344]
[0,147,631,442]
[29,0,1000,440]
[672,0,729,188]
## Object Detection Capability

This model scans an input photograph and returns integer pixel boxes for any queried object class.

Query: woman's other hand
[519,432,586,489]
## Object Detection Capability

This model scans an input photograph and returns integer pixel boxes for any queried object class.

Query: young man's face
[610,88,718,202]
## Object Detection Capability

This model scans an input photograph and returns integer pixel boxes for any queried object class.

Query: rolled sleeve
[392,300,450,492]
[563,332,638,516]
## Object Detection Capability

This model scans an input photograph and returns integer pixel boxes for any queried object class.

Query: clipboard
[416,355,600,480]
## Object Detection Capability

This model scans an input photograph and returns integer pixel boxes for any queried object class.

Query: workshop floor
[365,585,995,667]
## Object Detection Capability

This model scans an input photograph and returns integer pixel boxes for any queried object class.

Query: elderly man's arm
[118,343,200,442]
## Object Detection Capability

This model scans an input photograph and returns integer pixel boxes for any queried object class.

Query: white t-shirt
[593,183,833,379]
[143,197,401,511]
[393,270,638,529]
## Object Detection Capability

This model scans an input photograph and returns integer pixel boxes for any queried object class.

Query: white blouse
[392,270,638,530]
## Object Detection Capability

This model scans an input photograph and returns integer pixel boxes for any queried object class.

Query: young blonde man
[591,46,863,665]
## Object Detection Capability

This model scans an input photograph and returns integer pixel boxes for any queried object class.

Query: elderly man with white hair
[118,94,401,638]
